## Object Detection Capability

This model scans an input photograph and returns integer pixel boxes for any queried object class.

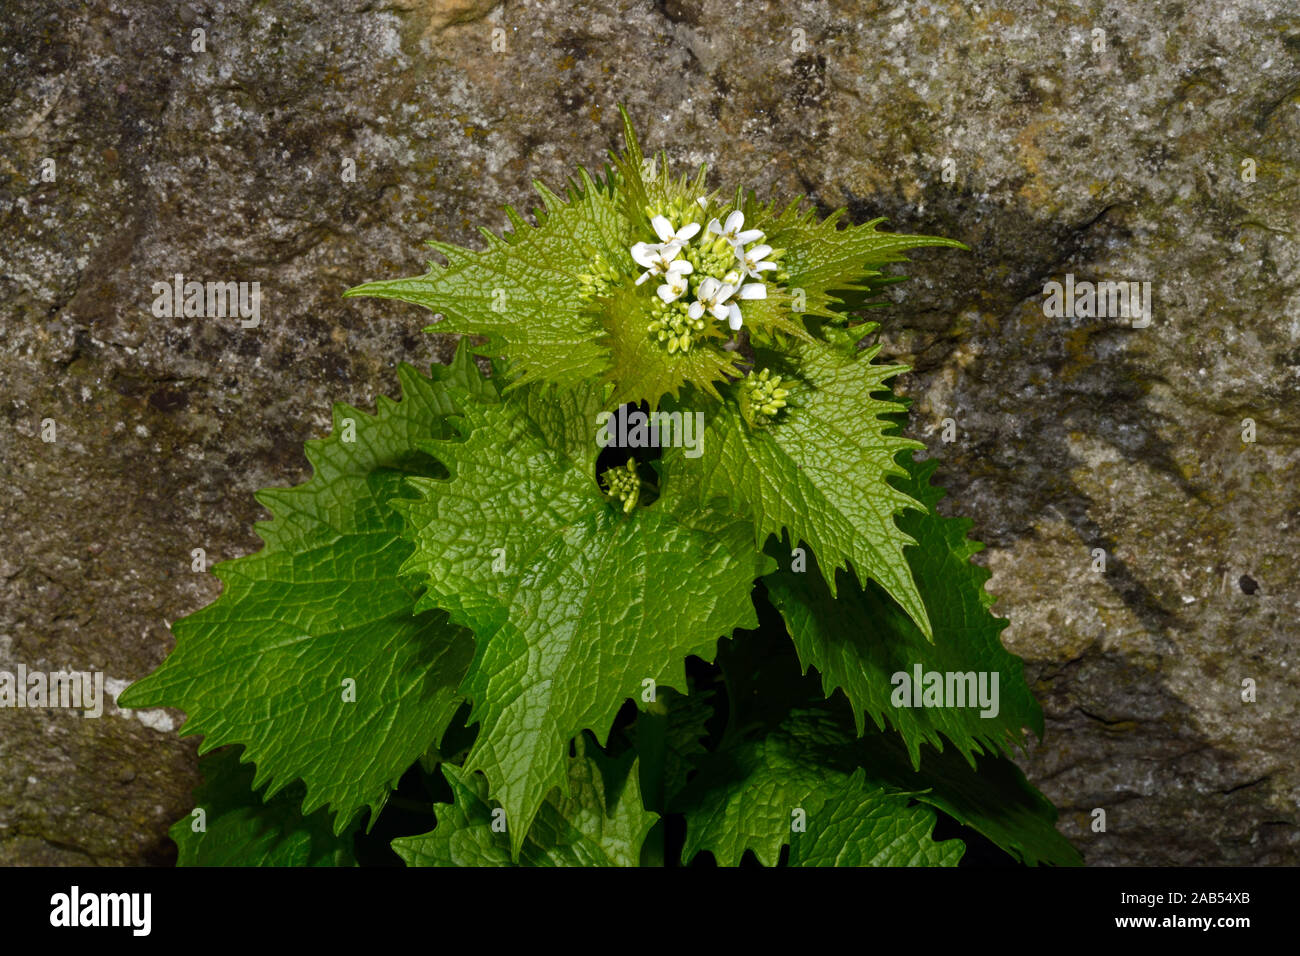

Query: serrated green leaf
[855,717,1082,867]
[676,709,961,867]
[679,705,1079,867]
[344,170,620,393]
[765,455,1042,766]
[766,204,967,322]
[787,769,964,867]
[599,280,745,405]
[395,377,773,856]
[119,355,479,831]
[683,337,932,637]
[393,737,657,867]
[171,748,359,866]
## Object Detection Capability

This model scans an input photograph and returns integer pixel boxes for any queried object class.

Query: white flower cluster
[630,209,777,333]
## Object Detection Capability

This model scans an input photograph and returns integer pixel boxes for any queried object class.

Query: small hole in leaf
[595,402,661,508]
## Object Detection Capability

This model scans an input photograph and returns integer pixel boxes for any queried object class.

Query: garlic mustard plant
[119,109,1080,868]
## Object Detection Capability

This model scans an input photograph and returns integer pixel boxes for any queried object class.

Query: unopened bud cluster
[578,252,621,298]
[742,368,790,425]
[601,457,640,513]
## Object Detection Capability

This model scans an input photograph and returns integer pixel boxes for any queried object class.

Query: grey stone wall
[1,0,1296,864]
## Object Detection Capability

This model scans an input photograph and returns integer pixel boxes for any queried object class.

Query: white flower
[708,210,763,247]
[725,283,767,331]
[688,276,736,322]
[634,207,775,339]
[631,242,693,286]
[651,215,701,246]
[736,243,777,279]
[630,240,672,269]
[657,270,689,303]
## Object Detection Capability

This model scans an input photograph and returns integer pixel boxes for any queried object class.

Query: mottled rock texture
[1,0,1296,864]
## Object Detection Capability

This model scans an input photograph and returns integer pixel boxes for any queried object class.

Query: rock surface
[1,0,1296,864]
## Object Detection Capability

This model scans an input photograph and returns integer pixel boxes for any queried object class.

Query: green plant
[121,110,1080,867]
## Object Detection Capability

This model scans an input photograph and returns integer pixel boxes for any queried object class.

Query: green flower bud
[601,458,640,513]
[740,367,791,427]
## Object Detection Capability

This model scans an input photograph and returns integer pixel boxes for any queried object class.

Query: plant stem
[637,698,669,866]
